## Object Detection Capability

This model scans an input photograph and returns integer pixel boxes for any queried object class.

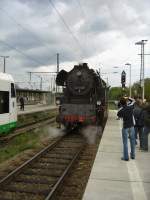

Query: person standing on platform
[133,99,144,148]
[117,97,135,161]
[19,96,24,111]
[141,103,150,151]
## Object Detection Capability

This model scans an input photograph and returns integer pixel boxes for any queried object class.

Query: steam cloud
[81,125,103,144]
[41,125,66,139]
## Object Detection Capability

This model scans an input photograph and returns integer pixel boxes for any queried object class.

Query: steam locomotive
[56,63,108,131]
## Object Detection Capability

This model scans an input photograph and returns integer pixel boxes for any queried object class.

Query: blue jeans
[134,126,143,148]
[122,127,135,160]
[141,126,150,150]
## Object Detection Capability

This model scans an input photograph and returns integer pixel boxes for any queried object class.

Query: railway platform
[17,104,57,115]
[83,110,150,200]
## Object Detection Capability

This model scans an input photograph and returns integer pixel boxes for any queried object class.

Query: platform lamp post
[135,40,148,101]
[125,63,132,97]
[0,56,9,73]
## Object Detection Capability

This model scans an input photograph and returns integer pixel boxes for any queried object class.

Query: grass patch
[0,109,58,164]
[17,110,57,128]
[0,130,43,163]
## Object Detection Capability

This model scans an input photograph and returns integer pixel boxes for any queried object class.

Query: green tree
[109,78,150,101]
[109,87,129,100]
[132,78,150,101]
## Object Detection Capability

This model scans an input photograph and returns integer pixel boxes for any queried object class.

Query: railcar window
[0,91,9,114]
[11,83,16,97]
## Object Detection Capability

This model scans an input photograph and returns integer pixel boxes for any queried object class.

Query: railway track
[0,134,85,200]
[0,117,56,144]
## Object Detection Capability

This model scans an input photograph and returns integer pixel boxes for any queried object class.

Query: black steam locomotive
[56,63,108,130]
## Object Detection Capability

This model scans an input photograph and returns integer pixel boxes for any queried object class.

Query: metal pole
[125,63,131,97]
[129,64,131,97]
[142,42,145,101]
[56,53,59,93]
[29,72,32,83]
[4,57,6,73]
[57,53,59,74]
[0,56,9,73]
[40,77,42,91]
[135,40,148,101]
[140,44,143,88]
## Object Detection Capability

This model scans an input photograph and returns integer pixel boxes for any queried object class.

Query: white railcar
[0,73,17,134]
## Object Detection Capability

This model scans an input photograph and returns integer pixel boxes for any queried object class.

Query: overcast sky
[0,0,150,88]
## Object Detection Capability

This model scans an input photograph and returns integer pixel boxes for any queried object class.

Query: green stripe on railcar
[0,121,17,134]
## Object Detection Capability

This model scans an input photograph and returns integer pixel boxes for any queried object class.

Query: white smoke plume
[81,125,103,144]
[48,127,66,138]
[47,126,65,138]
[44,126,66,139]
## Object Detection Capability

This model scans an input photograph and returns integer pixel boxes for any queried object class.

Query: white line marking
[127,161,147,200]
[118,118,147,200]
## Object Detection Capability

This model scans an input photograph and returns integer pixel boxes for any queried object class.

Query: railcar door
[9,83,17,129]
[0,90,9,133]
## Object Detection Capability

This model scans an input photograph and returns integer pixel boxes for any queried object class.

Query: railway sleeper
[58,139,84,143]
[52,149,77,154]
[0,191,44,200]
[22,168,63,177]
[41,156,73,162]
[57,144,83,148]
[15,174,56,185]
[30,162,66,170]
[40,157,71,164]
[41,153,73,160]
[1,181,51,195]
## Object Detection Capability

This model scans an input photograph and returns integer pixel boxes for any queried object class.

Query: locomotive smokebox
[66,63,94,96]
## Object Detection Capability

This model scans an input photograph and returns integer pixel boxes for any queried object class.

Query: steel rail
[0,134,85,200]
[0,137,62,187]
[45,145,84,200]
[0,117,56,144]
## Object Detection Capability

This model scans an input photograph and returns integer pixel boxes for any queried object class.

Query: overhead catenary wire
[0,2,84,69]
[0,7,54,53]
[75,0,88,50]
[74,0,102,67]
[0,6,58,67]
[0,40,53,67]
[48,0,85,59]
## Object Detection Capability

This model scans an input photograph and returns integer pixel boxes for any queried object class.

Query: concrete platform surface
[17,104,57,115]
[83,110,150,200]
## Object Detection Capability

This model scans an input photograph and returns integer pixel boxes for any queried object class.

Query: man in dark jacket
[141,104,150,151]
[19,96,24,111]
[133,99,144,148]
[117,97,135,161]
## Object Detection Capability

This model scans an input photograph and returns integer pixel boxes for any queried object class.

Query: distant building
[16,88,55,105]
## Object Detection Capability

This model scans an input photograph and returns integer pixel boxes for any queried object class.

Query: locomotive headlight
[76,71,82,76]
[97,100,101,105]
[56,99,60,105]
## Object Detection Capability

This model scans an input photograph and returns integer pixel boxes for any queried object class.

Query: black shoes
[131,157,135,159]
[121,157,135,161]
[121,157,129,161]
[130,154,135,159]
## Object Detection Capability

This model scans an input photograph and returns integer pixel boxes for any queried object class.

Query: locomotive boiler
[56,63,108,130]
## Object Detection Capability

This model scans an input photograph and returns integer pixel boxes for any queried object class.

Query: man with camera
[117,97,135,161]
